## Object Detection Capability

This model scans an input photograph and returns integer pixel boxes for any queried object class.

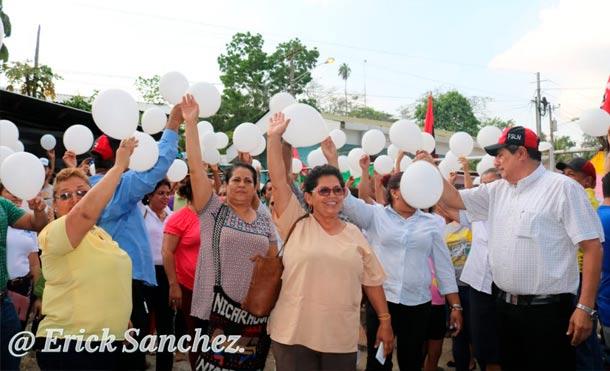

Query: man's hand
[449,309,463,337]
[567,308,593,346]
[27,196,46,213]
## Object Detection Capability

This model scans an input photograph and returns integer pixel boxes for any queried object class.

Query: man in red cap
[419,126,604,370]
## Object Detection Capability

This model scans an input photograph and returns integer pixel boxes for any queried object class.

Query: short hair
[53,168,90,195]
[505,144,542,162]
[481,168,501,179]
[177,176,193,201]
[225,162,258,186]
[302,165,345,193]
[603,173,610,198]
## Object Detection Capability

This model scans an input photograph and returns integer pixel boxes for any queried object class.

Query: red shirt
[164,207,200,290]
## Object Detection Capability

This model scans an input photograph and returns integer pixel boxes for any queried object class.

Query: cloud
[489,0,610,123]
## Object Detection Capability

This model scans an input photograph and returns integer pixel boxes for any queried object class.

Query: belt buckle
[509,293,518,305]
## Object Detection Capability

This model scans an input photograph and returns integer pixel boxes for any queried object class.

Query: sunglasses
[313,186,345,197]
[56,190,88,201]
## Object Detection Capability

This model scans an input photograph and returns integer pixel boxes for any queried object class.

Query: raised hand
[46,149,55,161]
[359,154,371,171]
[320,137,338,163]
[458,156,470,172]
[63,151,77,168]
[180,94,199,125]
[167,101,183,132]
[115,137,138,171]
[268,112,290,137]
[27,196,46,213]
[415,150,436,166]
[238,152,253,165]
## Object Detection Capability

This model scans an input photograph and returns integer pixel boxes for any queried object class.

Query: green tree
[135,75,164,104]
[481,117,514,129]
[413,90,481,135]
[338,63,351,115]
[60,92,97,111]
[213,32,319,133]
[349,106,394,122]
[0,0,11,61]
[2,60,62,100]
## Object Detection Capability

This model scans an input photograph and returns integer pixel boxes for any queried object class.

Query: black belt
[495,288,570,306]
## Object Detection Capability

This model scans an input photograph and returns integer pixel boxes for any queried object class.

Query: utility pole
[34,25,41,68]
[535,72,542,137]
[363,59,367,108]
[548,102,558,170]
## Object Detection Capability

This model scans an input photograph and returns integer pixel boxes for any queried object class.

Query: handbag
[242,213,309,317]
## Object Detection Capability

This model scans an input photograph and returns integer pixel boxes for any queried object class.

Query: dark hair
[225,162,258,186]
[90,137,121,170]
[603,173,610,198]
[262,180,272,196]
[177,175,193,201]
[142,179,171,205]
[505,144,542,162]
[302,165,345,193]
[385,172,403,207]
[481,168,500,179]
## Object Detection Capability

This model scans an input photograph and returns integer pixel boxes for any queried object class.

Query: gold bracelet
[378,313,391,321]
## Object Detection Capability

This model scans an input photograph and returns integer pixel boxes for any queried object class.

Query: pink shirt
[164,207,200,290]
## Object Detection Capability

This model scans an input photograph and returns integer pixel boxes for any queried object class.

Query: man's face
[493,147,522,182]
[563,168,593,188]
[481,171,500,185]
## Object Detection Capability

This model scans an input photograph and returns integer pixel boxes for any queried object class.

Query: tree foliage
[481,117,514,129]
[60,92,97,111]
[2,60,62,100]
[135,75,164,104]
[349,106,394,122]
[0,0,11,62]
[413,90,481,135]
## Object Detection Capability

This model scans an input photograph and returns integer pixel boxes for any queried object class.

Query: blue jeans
[1,295,22,370]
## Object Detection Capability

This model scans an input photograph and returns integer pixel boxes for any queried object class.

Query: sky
[2,0,609,143]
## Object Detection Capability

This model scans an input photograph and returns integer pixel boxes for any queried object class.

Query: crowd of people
[0,94,609,371]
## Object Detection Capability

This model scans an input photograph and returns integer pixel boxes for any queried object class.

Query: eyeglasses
[55,190,88,201]
[313,186,345,197]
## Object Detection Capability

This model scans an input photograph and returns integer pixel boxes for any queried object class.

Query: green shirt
[0,197,26,290]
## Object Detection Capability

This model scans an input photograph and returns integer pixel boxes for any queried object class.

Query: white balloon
[449,132,474,157]
[444,151,461,171]
[214,132,229,149]
[400,156,413,171]
[250,136,266,156]
[166,159,188,182]
[0,120,19,148]
[578,108,610,137]
[538,141,553,152]
[400,161,443,209]
[92,89,139,139]
[141,107,167,135]
[476,154,495,175]
[361,129,386,155]
[282,103,329,147]
[374,155,394,175]
[291,158,303,174]
[438,160,453,180]
[387,144,399,160]
[200,131,218,150]
[233,123,261,153]
[421,132,436,153]
[12,141,24,152]
[307,148,328,168]
[477,126,503,148]
[252,159,263,171]
[329,129,347,149]
[0,146,14,167]
[338,155,350,173]
[40,134,56,150]
[349,164,363,178]
[63,125,94,155]
[269,92,296,114]
[389,119,422,153]
[188,82,221,118]
[202,147,220,165]
[129,132,159,172]
[0,152,45,200]
[347,147,366,170]
[159,71,189,105]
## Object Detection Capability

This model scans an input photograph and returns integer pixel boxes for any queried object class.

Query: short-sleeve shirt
[7,226,39,279]
[37,216,132,339]
[268,193,385,353]
[459,165,604,295]
[164,206,201,290]
[190,194,277,320]
[0,197,26,290]
[444,222,472,286]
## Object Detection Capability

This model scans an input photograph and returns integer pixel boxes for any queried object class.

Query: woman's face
[53,176,91,217]
[304,175,345,218]
[1,188,22,207]
[148,185,170,212]
[390,187,416,213]
[226,167,256,205]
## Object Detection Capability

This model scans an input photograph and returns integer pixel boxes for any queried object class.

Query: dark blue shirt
[597,205,610,326]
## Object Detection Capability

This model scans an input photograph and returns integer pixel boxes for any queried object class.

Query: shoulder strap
[212,204,231,286]
[276,213,309,257]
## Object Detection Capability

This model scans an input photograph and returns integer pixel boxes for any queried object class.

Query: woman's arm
[28,252,41,285]
[162,233,182,310]
[357,155,375,204]
[182,94,214,212]
[267,113,293,217]
[65,137,137,248]
[363,285,394,357]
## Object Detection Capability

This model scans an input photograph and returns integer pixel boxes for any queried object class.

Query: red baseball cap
[485,126,540,156]
[556,157,596,184]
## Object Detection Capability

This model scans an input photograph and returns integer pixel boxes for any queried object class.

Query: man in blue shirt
[597,173,610,354]
[89,104,181,370]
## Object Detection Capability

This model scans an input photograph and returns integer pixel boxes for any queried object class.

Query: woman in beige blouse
[266,112,394,371]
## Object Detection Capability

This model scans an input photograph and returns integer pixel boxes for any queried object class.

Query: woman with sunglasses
[336,153,462,371]
[266,112,393,371]
[35,138,137,370]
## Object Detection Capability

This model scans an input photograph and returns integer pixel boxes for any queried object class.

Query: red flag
[424,94,434,135]
[602,75,610,114]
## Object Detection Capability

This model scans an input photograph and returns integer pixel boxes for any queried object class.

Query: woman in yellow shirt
[36,138,137,370]
[266,112,394,371]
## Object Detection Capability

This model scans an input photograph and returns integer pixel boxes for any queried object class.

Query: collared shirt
[460,164,604,295]
[342,194,458,306]
[139,203,172,266]
[90,129,178,286]
[458,211,493,294]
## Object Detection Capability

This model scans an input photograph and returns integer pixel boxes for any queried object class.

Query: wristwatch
[450,304,463,311]
[576,303,598,320]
